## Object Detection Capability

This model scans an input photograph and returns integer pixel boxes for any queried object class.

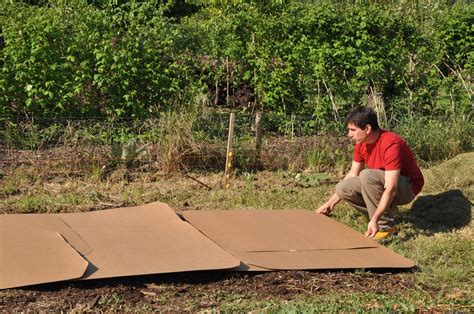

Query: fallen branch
[185,173,212,190]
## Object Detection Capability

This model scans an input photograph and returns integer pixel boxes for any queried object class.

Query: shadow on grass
[399,189,472,237]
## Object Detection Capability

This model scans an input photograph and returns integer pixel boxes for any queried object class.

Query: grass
[408,232,472,291]
[217,291,472,312]
[2,113,471,173]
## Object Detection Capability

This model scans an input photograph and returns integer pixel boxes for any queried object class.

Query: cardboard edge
[232,247,415,271]
[57,217,93,256]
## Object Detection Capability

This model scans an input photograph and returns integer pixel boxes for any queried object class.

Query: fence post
[226,57,230,107]
[224,112,235,189]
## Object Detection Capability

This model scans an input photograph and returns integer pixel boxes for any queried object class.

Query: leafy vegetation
[1,0,472,122]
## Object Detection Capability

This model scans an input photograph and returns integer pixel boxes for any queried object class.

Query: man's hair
[344,106,380,131]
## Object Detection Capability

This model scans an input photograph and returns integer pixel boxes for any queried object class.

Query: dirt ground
[0,270,418,312]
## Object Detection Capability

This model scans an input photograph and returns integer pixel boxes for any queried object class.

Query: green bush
[186,2,422,117]
[0,1,203,118]
[0,0,472,122]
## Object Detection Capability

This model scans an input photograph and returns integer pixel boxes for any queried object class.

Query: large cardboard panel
[0,228,88,289]
[59,202,241,279]
[182,210,377,252]
[182,209,415,270]
[1,203,413,289]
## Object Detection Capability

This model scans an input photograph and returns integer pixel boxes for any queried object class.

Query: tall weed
[151,110,201,173]
[395,114,473,163]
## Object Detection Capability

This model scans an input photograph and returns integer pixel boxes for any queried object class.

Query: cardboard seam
[56,232,90,280]
[231,246,379,253]
[58,217,93,256]
[181,219,249,265]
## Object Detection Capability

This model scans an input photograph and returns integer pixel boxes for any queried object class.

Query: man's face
[347,123,369,144]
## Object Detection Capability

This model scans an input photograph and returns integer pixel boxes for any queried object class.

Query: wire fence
[0,112,472,174]
[0,139,351,174]
[0,113,347,174]
[0,111,347,139]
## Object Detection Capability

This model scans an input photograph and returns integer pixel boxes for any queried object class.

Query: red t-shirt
[353,130,424,195]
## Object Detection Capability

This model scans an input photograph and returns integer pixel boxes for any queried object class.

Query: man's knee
[335,181,346,199]
[359,169,384,186]
[335,178,357,200]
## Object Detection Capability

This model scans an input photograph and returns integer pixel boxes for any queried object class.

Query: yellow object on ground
[373,226,398,241]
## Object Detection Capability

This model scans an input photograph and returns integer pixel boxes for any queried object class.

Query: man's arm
[316,161,365,214]
[365,169,400,237]
[345,161,365,178]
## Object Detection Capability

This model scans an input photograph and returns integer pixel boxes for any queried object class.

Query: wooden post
[224,112,235,189]
[215,80,219,106]
[254,111,263,170]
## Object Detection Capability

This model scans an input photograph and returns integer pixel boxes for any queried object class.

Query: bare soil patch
[0,271,416,312]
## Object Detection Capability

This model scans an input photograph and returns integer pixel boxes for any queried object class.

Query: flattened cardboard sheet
[58,202,241,280]
[182,210,377,252]
[182,209,415,270]
[0,228,88,289]
[1,203,413,289]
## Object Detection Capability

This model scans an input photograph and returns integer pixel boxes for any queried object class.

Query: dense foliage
[0,0,472,122]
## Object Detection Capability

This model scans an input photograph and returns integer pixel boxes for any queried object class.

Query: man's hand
[316,192,342,215]
[316,162,363,216]
[365,220,378,238]
[316,201,333,215]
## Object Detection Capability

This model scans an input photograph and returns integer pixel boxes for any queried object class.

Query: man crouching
[316,106,424,240]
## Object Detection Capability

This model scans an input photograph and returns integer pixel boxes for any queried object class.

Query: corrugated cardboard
[182,209,415,270]
[1,203,414,289]
[0,202,240,289]
[57,202,241,280]
[0,227,88,289]
[182,210,377,251]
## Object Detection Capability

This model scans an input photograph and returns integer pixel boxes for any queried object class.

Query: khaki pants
[335,169,414,230]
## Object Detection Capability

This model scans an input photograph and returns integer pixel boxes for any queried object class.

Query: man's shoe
[373,226,398,240]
